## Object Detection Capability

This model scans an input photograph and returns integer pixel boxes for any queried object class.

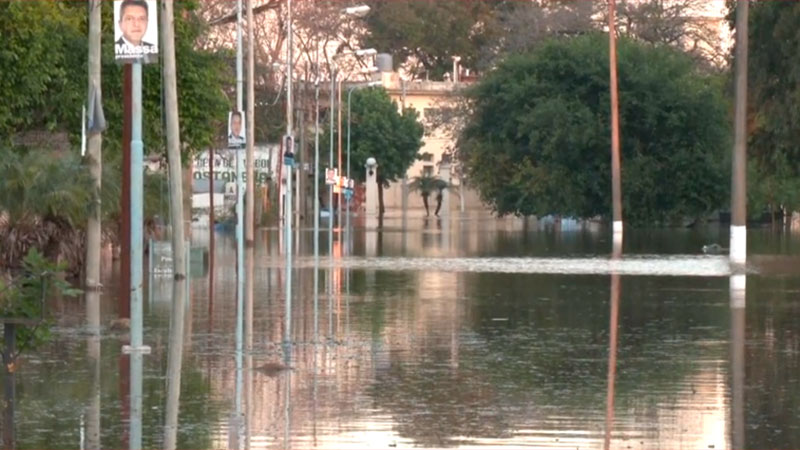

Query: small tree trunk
[378,182,385,217]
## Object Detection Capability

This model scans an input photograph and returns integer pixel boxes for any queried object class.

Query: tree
[363,0,502,80]
[613,0,730,68]
[459,34,730,225]
[744,2,800,215]
[0,1,85,140]
[329,88,424,216]
[477,0,596,69]
[1,249,80,362]
[0,149,118,273]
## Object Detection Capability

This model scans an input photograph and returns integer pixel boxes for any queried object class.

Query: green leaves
[1,248,80,358]
[327,88,424,186]
[460,34,730,224]
[746,2,800,214]
[363,0,502,79]
[0,1,85,141]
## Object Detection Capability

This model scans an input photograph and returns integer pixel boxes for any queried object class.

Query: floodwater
[5,213,800,449]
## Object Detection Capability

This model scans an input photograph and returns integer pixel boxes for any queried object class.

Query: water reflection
[11,225,800,449]
[164,279,187,450]
[604,272,620,450]
[730,275,745,450]
[85,290,101,450]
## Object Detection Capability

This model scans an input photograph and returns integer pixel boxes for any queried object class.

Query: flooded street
[6,215,800,449]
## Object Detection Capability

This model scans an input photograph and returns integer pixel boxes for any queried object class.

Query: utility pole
[161,0,186,448]
[162,0,185,278]
[121,66,132,320]
[245,0,255,244]
[129,59,145,450]
[608,0,623,254]
[730,0,749,267]
[243,6,256,448]
[313,58,320,317]
[328,64,335,321]
[337,79,344,229]
[233,0,245,445]
[284,0,294,349]
[85,0,103,295]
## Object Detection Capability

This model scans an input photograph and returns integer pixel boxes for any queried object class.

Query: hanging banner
[228,111,246,148]
[114,0,159,63]
[325,168,338,185]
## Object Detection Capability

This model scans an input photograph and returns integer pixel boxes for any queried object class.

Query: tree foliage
[0,0,230,157]
[0,1,85,140]
[324,88,423,214]
[1,249,81,365]
[745,1,800,213]
[0,149,118,271]
[363,0,502,79]
[343,88,424,184]
[459,34,730,225]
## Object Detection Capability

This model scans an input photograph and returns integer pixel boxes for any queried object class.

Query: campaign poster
[228,111,246,148]
[114,0,159,63]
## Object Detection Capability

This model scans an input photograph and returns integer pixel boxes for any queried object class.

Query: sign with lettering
[192,147,276,186]
[114,0,159,63]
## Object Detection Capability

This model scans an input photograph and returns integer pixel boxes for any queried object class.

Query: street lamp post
[346,81,382,235]
[334,49,377,230]
[283,0,293,353]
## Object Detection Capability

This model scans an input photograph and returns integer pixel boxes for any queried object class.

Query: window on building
[423,165,434,177]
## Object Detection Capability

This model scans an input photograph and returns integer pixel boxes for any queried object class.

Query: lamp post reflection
[730,274,746,449]
[245,246,254,450]
[128,349,144,450]
[283,338,293,449]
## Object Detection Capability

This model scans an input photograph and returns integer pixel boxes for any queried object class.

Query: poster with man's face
[114,0,159,63]
[228,111,246,148]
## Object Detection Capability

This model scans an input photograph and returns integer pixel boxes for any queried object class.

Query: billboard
[114,0,159,63]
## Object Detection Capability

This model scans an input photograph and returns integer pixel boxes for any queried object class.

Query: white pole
[284,0,294,350]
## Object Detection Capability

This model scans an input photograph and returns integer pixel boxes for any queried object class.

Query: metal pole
[245,0,255,244]
[129,61,144,450]
[314,68,320,259]
[121,65,132,320]
[337,79,343,229]
[208,147,215,319]
[328,65,335,338]
[284,0,294,348]
[608,0,623,253]
[730,0,749,266]
[234,0,244,439]
[313,64,321,350]
[346,87,354,238]
[236,0,243,110]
